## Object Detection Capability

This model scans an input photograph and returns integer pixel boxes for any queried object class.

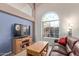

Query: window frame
[41,12,59,39]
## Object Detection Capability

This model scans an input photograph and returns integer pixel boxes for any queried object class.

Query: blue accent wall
[0,12,33,53]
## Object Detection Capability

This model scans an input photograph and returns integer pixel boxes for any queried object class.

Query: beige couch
[49,37,79,56]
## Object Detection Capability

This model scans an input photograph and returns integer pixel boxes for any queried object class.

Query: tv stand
[12,36,32,54]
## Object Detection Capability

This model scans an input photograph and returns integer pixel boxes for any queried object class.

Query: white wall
[35,3,79,45]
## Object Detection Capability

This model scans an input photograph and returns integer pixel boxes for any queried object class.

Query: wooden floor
[15,46,52,56]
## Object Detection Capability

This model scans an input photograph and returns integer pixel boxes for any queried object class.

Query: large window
[41,12,59,38]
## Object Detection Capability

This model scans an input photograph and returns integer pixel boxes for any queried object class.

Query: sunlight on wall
[63,14,77,35]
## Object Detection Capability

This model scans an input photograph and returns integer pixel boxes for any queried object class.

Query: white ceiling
[7,3,34,16]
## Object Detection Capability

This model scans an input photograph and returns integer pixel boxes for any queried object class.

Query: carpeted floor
[15,46,52,56]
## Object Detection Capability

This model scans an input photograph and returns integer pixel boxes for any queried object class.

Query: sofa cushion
[52,45,67,55]
[69,52,75,56]
[72,42,79,56]
[54,43,66,49]
[66,44,72,54]
[67,37,78,49]
[50,51,66,56]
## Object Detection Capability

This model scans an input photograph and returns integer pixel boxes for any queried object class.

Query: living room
[0,3,79,56]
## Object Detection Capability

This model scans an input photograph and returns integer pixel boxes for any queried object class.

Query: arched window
[41,12,59,38]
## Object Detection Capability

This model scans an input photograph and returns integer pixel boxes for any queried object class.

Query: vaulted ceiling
[7,3,34,16]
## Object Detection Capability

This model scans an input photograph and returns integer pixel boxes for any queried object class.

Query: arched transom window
[41,12,59,38]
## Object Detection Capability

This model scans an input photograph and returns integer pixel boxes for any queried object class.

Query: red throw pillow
[58,37,67,46]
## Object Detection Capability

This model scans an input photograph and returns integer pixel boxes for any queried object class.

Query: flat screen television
[13,24,30,37]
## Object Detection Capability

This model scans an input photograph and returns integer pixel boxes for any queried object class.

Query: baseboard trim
[2,51,12,56]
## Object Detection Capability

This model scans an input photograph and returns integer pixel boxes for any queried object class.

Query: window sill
[43,37,59,39]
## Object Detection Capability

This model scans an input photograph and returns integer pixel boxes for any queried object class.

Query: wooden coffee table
[27,41,48,56]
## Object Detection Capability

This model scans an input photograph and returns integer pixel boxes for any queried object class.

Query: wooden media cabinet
[12,36,32,54]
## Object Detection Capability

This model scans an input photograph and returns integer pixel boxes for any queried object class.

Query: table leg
[46,44,48,54]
